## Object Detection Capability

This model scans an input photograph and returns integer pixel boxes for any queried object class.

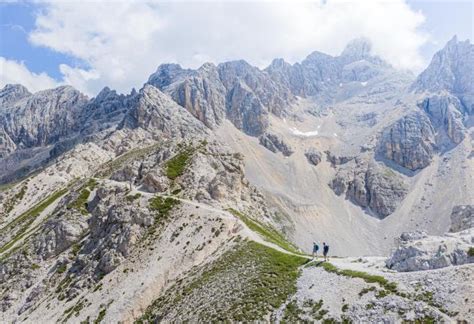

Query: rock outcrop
[386,229,474,272]
[259,132,294,156]
[378,112,436,171]
[330,160,408,218]
[418,94,466,145]
[450,205,474,232]
[304,148,322,166]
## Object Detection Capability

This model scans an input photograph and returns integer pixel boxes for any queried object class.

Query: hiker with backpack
[312,242,319,258]
[323,242,329,261]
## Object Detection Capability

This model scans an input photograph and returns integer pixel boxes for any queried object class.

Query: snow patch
[361,81,368,86]
[289,127,319,137]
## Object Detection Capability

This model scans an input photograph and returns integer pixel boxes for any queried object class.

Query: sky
[0,0,472,96]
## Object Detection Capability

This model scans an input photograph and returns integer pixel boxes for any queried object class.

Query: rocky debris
[259,132,294,156]
[330,160,408,218]
[142,171,170,193]
[450,205,474,232]
[304,148,322,166]
[386,229,474,271]
[378,112,436,171]
[418,94,466,145]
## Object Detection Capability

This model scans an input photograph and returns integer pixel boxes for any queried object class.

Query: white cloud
[28,0,429,95]
[0,56,59,92]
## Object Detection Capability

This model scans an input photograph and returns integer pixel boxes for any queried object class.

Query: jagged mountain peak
[412,36,473,94]
[0,83,31,106]
[340,37,373,59]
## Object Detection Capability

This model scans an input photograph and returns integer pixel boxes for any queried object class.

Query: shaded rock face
[379,112,436,171]
[304,148,322,166]
[419,95,466,145]
[450,205,474,232]
[148,63,226,129]
[330,161,408,218]
[386,229,474,272]
[258,132,294,156]
[0,86,88,150]
[148,60,293,136]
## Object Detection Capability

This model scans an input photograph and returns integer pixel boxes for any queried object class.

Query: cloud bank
[0,57,59,92]
[8,0,429,95]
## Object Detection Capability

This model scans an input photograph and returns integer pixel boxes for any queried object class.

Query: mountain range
[0,36,473,323]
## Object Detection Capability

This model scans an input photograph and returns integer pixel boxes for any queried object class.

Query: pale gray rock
[412,36,473,97]
[148,63,226,129]
[379,112,436,171]
[386,229,474,271]
[450,205,474,232]
[419,94,466,145]
[330,161,408,218]
[0,84,31,107]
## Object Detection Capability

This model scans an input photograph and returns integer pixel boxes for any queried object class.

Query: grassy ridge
[228,208,302,255]
[136,240,307,323]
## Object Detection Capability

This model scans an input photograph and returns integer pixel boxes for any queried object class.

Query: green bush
[468,247,474,257]
[165,147,194,180]
[148,196,179,219]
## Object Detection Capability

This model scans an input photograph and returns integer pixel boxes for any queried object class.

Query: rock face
[386,229,474,272]
[418,94,466,145]
[148,60,293,136]
[0,86,88,150]
[304,148,322,166]
[330,160,408,218]
[259,132,294,156]
[379,112,436,171]
[450,205,474,232]
[412,36,473,97]
[148,63,226,129]
[265,38,388,97]
[0,84,31,107]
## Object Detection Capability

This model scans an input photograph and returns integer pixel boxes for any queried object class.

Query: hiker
[312,242,319,258]
[323,242,329,261]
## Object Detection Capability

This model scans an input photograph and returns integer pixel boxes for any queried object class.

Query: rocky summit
[0,37,473,323]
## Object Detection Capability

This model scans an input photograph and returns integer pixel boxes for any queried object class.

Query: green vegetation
[359,286,376,296]
[148,196,179,219]
[95,143,161,178]
[165,146,195,180]
[126,193,142,202]
[57,264,67,274]
[317,262,397,293]
[281,300,304,323]
[0,188,68,255]
[136,240,307,323]
[468,247,474,257]
[93,306,107,324]
[67,179,98,215]
[228,209,301,255]
[4,185,28,214]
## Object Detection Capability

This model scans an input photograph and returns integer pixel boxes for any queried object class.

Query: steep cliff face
[0,86,88,150]
[378,112,436,171]
[148,63,227,129]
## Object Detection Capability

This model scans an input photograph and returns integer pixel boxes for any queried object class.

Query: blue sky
[0,0,472,95]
